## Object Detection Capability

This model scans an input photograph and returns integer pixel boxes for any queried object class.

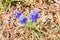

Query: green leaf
[6,0,11,2]
[2,2,8,7]
[2,0,11,7]
[11,0,25,2]
[56,26,60,31]
[0,0,2,2]
[25,20,36,29]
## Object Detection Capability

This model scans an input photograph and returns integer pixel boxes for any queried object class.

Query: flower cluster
[14,9,27,24]
[14,9,38,24]
[14,9,21,18]
[19,14,27,24]
[30,9,38,22]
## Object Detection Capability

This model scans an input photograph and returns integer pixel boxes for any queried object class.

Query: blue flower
[19,15,27,24]
[30,9,38,22]
[14,9,21,18]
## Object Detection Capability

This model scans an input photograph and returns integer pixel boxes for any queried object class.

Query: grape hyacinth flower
[30,9,38,22]
[19,14,27,24]
[14,9,21,18]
